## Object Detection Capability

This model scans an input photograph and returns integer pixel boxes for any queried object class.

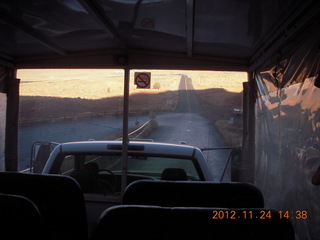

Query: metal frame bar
[121,67,130,196]
[0,58,14,68]
[186,0,194,57]
[78,0,127,48]
[5,69,19,171]
[240,74,255,183]
[15,48,249,71]
[0,9,67,56]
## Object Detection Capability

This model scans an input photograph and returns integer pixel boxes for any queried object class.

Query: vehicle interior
[0,0,320,239]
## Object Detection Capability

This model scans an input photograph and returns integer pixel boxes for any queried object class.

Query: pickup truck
[42,140,213,197]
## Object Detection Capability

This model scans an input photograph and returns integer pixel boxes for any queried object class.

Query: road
[150,75,230,181]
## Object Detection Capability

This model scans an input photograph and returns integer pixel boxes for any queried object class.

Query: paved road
[150,75,231,181]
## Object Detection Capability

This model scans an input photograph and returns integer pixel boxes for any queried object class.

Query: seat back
[0,172,88,240]
[70,168,97,193]
[91,205,295,240]
[122,180,264,208]
[0,193,43,240]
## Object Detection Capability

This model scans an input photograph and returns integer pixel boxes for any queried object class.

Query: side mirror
[30,142,59,173]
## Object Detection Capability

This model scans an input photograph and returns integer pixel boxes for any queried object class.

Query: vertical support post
[186,0,194,57]
[241,72,256,183]
[5,69,20,172]
[121,67,130,195]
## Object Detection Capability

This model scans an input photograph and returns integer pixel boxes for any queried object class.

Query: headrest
[161,168,187,181]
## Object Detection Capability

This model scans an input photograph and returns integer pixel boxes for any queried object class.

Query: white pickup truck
[42,140,213,197]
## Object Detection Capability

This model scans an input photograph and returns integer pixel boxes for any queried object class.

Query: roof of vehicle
[58,141,200,158]
[1,0,318,71]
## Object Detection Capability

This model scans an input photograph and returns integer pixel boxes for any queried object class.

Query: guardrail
[117,118,158,140]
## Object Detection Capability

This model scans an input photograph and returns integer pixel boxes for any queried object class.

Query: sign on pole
[134,72,151,89]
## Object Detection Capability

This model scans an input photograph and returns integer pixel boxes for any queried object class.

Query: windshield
[59,153,201,196]
[17,69,246,182]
